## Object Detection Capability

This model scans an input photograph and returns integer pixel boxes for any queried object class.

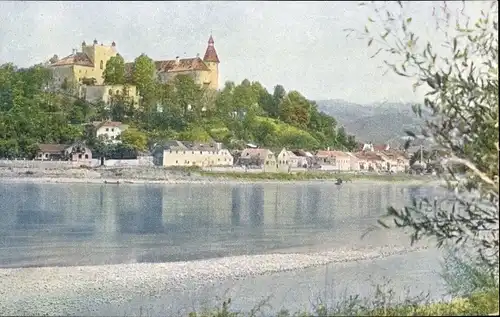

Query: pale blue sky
[0,1,491,104]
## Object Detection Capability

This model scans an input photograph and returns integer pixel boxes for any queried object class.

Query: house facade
[35,143,92,162]
[153,140,233,167]
[238,148,277,172]
[290,150,312,168]
[92,121,128,143]
[355,152,385,171]
[379,150,410,172]
[345,152,360,171]
[277,148,301,172]
[315,150,353,171]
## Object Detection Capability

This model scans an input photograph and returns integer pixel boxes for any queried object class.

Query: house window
[175,160,178,164]
[176,150,178,154]
[192,151,195,154]
[45,154,49,158]
[109,89,113,95]
[100,60,104,69]
[111,128,114,132]
[200,151,203,154]
[106,128,109,132]
[85,154,88,159]
[78,154,82,159]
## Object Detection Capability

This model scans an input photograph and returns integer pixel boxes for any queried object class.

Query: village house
[345,152,360,171]
[238,148,277,173]
[315,150,353,171]
[276,148,301,172]
[290,150,313,168]
[152,140,233,167]
[35,143,92,163]
[91,121,128,144]
[355,151,385,172]
[379,150,410,173]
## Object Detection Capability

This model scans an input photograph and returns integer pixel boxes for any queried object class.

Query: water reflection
[0,181,441,267]
[231,187,241,226]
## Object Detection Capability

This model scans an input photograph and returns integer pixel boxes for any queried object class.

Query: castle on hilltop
[48,35,220,105]
[124,35,220,90]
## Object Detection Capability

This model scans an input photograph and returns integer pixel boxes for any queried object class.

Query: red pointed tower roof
[203,35,220,63]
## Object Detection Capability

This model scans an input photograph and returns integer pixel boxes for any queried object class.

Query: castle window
[100,60,104,70]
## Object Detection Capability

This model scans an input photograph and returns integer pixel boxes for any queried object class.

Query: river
[0,180,447,315]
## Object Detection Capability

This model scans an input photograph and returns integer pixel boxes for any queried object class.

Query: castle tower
[203,35,220,90]
[81,39,118,84]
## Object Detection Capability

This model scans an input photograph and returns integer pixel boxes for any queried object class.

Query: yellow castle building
[48,35,220,105]
[124,35,220,90]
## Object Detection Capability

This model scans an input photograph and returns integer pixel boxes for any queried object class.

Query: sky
[0,1,492,104]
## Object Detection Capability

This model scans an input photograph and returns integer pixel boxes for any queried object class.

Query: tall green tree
[103,54,125,84]
[131,54,156,106]
[279,91,311,129]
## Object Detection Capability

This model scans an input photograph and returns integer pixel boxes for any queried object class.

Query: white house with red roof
[92,121,128,144]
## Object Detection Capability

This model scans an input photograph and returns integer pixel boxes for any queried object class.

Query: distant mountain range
[316,99,426,146]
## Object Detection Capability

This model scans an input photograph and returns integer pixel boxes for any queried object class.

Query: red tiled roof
[203,35,220,63]
[124,57,210,76]
[156,57,210,72]
[241,148,273,158]
[316,150,350,157]
[92,121,123,128]
[355,151,384,161]
[37,144,67,153]
[51,52,93,67]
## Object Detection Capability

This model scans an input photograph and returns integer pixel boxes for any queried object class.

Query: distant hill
[316,99,426,146]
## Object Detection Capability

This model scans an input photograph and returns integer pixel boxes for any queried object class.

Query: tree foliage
[354,1,499,267]
[103,54,125,85]
[131,53,156,106]
[0,55,358,158]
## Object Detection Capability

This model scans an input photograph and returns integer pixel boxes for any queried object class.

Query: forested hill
[0,61,357,158]
[316,99,425,145]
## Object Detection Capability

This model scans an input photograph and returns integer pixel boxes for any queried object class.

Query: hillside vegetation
[0,59,357,158]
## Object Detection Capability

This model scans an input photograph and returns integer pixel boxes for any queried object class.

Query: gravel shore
[0,245,429,316]
[0,166,440,186]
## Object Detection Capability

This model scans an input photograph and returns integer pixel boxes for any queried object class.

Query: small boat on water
[104,180,120,185]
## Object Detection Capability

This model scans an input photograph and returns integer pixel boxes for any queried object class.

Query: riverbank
[0,244,433,316]
[0,166,439,186]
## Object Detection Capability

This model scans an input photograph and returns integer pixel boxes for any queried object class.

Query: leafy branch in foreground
[353,1,499,267]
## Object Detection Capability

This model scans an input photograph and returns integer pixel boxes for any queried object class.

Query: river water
[0,181,447,315]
